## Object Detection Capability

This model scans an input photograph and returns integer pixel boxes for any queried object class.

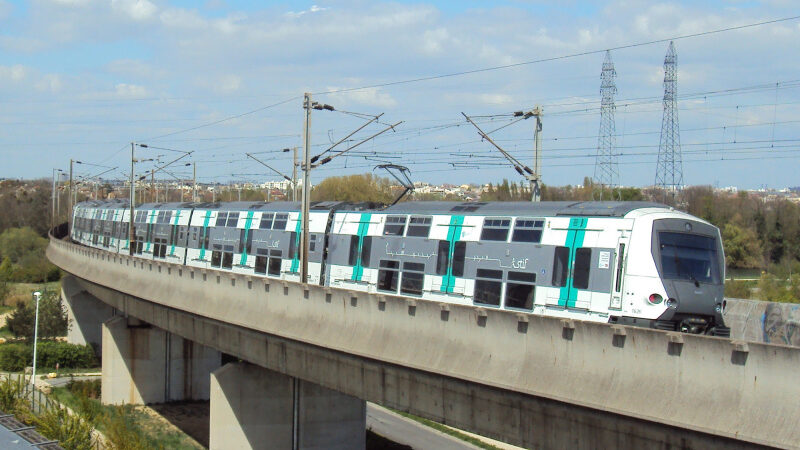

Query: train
[70,199,729,336]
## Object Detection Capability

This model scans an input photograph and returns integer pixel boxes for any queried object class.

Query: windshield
[658,232,721,284]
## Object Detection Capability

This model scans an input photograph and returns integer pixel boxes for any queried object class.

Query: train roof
[379,201,669,217]
[76,200,669,217]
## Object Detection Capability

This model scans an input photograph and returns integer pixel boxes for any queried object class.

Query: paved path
[367,403,480,450]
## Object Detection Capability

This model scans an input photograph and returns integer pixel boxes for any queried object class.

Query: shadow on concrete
[150,400,210,448]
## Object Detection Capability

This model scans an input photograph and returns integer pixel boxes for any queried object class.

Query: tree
[311,174,396,203]
[722,223,762,268]
[6,291,68,340]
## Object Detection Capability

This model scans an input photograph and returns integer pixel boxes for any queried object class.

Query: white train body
[71,200,728,335]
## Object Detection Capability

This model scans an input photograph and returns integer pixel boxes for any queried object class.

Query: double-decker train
[71,199,729,335]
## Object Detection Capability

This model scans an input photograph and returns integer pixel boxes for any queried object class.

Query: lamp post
[31,291,41,387]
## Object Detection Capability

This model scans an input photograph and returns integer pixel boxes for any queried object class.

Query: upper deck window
[273,213,288,230]
[512,218,545,243]
[259,213,274,230]
[480,218,511,241]
[406,216,432,237]
[384,215,407,236]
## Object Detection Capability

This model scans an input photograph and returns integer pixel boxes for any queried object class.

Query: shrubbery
[0,227,60,284]
[0,342,97,372]
[7,290,68,339]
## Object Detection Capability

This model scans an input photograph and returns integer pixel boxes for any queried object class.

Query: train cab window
[215,212,228,227]
[506,271,536,310]
[406,216,432,237]
[400,262,425,296]
[481,218,511,241]
[384,216,407,236]
[222,245,234,269]
[552,247,569,287]
[211,245,222,268]
[226,212,239,227]
[268,250,282,275]
[572,248,592,290]
[273,213,288,230]
[474,269,502,306]
[259,213,274,230]
[378,260,400,292]
[512,218,545,243]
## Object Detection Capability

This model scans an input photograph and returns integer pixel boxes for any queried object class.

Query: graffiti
[762,303,800,346]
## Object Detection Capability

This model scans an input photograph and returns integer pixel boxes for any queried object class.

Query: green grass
[52,387,202,450]
[5,281,61,307]
[392,410,503,450]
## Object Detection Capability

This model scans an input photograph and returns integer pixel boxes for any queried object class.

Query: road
[367,403,481,450]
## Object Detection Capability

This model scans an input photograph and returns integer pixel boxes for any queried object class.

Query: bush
[724,280,753,299]
[33,405,95,450]
[66,379,101,400]
[0,342,98,372]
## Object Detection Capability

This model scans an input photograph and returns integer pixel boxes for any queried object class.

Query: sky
[1,0,799,190]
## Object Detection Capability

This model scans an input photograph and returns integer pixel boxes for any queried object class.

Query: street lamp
[31,291,41,387]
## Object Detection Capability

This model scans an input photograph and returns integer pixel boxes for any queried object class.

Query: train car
[71,200,129,253]
[325,201,728,335]
[70,199,728,335]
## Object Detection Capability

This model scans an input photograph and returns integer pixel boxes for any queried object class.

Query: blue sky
[0,0,799,189]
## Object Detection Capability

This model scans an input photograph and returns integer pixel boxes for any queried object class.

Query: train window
[348,236,359,266]
[512,218,544,243]
[436,241,450,275]
[222,250,233,269]
[481,218,511,241]
[384,216,407,236]
[407,216,432,237]
[255,256,267,274]
[203,231,209,251]
[246,231,254,254]
[215,212,228,227]
[474,269,502,306]
[378,260,400,292]
[453,241,466,277]
[552,247,569,287]
[211,245,222,267]
[273,213,288,230]
[309,234,317,252]
[361,236,372,267]
[400,262,425,296]
[238,229,246,253]
[615,244,625,293]
[289,232,298,262]
[227,212,239,227]
[573,248,592,290]
[505,271,536,310]
[259,213,274,230]
[159,239,167,258]
[268,250,282,276]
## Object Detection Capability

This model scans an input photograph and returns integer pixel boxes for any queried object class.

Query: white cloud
[111,0,157,21]
[286,5,328,18]
[327,87,397,108]
[217,75,242,94]
[35,74,63,93]
[0,64,27,82]
[114,83,149,98]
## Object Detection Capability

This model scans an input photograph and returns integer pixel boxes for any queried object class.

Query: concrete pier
[62,275,115,350]
[209,362,366,450]
[101,316,221,404]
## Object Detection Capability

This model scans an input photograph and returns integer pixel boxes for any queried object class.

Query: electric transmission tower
[593,50,619,200]
[654,41,683,204]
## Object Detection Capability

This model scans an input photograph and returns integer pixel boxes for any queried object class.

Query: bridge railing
[47,237,800,448]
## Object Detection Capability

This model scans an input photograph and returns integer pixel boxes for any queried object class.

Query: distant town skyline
[1,1,798,189]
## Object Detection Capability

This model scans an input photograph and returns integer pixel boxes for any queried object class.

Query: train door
[547,217,601,310]
[609,233,630,311]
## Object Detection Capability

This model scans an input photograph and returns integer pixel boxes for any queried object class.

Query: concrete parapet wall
[725,298,800,346]
[48,238,800,448]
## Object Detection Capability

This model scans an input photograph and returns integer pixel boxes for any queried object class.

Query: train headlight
[666,298,678,309]
[648,293,663,305]
[715,303,722,313]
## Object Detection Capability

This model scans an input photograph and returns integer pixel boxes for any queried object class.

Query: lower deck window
[268,250,282,276]
[255,255,267,274]
[505,271,536,310]
[211,245,222,267]
[400,262,425,296]
[378,260,399,292]
[474,269,502,306]
[222,245,234,269]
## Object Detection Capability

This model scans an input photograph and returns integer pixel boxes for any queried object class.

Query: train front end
[619,210,729,336]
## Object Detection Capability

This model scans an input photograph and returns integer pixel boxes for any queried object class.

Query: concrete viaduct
[47,236,800,449]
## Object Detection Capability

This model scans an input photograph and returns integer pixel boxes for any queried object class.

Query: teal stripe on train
[440,215,464,293]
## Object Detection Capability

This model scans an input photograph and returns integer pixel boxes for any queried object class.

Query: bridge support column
[101,316,221,405]
[209,362,366,450]
[61,275,115,350]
